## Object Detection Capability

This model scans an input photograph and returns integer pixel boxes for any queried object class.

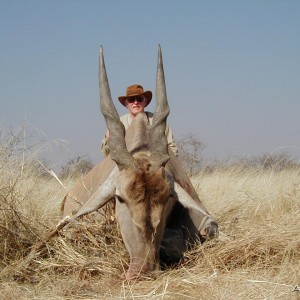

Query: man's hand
[105,129,110,139]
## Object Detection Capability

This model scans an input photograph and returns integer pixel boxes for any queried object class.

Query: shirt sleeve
[165,124,179,156]
[100,135,110,157]
[100,114,129,157]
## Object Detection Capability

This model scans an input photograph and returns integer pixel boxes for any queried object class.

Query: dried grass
[0,130,299,299]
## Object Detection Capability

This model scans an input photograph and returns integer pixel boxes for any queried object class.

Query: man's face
[125,95,146,117]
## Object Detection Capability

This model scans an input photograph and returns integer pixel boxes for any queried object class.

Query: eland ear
[173,182,209,216]
[173,182,218,238]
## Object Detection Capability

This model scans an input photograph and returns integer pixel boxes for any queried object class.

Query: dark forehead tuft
[125,161,169,202]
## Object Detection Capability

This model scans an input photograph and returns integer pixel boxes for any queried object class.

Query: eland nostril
[201,221,219,241]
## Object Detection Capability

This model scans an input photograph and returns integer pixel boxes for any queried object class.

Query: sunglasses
[127,96,145,103]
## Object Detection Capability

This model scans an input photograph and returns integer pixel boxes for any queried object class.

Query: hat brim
[118,91,152,107]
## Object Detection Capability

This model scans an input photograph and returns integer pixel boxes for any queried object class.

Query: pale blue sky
[1,0,299,167]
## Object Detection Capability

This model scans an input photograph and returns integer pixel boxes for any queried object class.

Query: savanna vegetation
[0,126,299,299]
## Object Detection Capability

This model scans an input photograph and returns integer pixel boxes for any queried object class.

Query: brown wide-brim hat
[118,84,152,107]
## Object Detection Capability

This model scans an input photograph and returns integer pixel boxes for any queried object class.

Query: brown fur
[118,153,170,240]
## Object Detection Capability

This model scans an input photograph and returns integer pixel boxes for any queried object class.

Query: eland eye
[115,195,125,203]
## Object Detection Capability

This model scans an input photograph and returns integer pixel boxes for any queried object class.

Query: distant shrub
[241,153,300,171]
[176,133,299,175]
[177,134,206,175]
[200,153,300,175]
[59,156,94,179]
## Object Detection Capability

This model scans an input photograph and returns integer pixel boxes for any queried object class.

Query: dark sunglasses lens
[128,96,144,103]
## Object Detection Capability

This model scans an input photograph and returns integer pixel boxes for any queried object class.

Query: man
[101,84,178,157]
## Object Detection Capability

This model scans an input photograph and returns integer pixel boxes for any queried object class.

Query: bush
[177,134,206,175]
[200,153,300,175]
[59,156,94,179]
[240,153,300,171]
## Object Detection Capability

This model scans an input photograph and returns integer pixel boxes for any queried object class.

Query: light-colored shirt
[100,112,178,157]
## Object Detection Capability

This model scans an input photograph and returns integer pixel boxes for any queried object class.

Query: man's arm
[100,129,110,157]
[165,125,178,156]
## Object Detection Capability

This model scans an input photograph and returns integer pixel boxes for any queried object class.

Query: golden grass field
[0,142,299,299]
